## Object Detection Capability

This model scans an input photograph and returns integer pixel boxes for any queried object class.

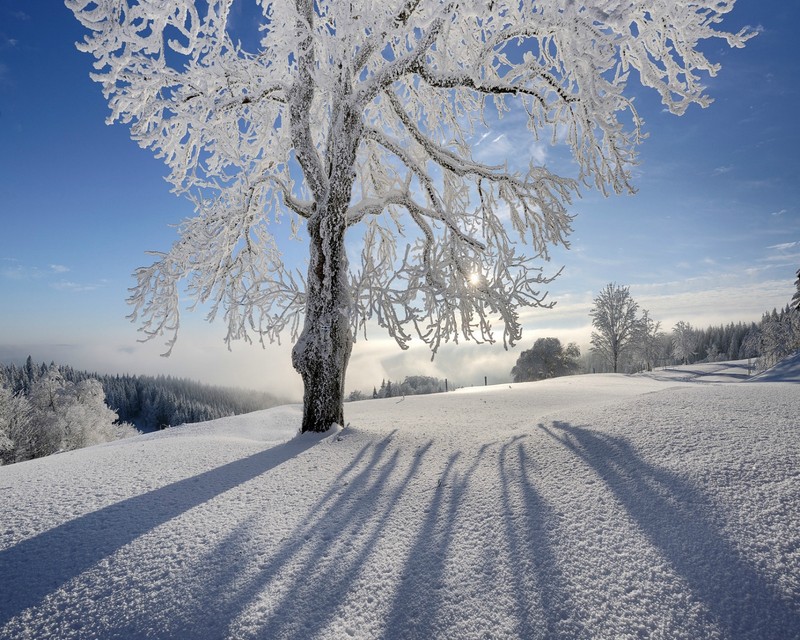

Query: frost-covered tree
[25,366,70,458]
[793,268,800,312]
[590,283,639,373]
[400,375,444,395]
[346,389,367,402]
[3,367,138,462]
[0,387,33,465]
[631,309,663,371]
[61,379,134,450]
[757,307,797,370]
[67,0,750,432]
[672,320,698,365]
[511,337,580,382]
[740,325,761,360]
[0,387,17,464]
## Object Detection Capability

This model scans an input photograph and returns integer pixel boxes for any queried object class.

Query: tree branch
[288,0,327,201]
[355,7,451,108]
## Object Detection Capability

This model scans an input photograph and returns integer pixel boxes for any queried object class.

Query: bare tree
[67,0,751,432]
[590,283,639,373]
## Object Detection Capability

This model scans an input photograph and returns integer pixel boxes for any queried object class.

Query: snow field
[0,366,798,639]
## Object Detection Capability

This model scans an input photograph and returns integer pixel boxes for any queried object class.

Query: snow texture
[1,358,798,639]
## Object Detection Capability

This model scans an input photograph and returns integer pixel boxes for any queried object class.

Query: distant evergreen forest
[347,375,447,401]
[0,357,284,432]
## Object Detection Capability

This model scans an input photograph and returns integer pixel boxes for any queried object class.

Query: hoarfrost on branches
[590,282,639,373]
[67,0,751,430]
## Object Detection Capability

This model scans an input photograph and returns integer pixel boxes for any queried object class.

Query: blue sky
[1,1,798,398]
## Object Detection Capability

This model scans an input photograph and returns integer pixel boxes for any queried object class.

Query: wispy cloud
[767,241,798,252]
[0,261,102,291]
[51,279,108,293]
[2,261,41,280]
[770,209,787,216]
[713,165,733,176]
[629,276,793,328]
[762,241,800,265]
[530,141,548,165]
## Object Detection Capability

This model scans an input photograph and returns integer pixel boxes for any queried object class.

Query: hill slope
[1,365,798,639]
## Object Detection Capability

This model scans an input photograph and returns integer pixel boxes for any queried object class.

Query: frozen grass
[1,357,798,639]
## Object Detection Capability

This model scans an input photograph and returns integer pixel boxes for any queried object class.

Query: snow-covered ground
[1,358,798,639]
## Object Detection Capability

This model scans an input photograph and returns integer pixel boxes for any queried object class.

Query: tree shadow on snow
[497,437,591,639]
[233,433,432,639]
[381,447,482,639]
[161,439,513,639]
[118,430,431,639]
[0,434,321,627]
[379,439,586,639]
[541,421,800,640]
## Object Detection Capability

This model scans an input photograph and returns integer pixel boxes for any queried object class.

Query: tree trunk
[291,210,353,433]
[289,82,361,433]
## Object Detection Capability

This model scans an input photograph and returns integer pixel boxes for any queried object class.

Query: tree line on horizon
[587,282,799,374]
[346,375,446,402]
[0,358,284,465]
[0,364,138,465]
[511,280,800,382]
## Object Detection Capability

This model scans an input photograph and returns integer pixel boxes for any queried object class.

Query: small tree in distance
[632,309,664,372]
[672,321,699,365]
[512,338,580,382]
[68,0,752,432]
[590,283,639,373]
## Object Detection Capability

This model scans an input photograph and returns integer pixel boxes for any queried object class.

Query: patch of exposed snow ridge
[1,359,798,639]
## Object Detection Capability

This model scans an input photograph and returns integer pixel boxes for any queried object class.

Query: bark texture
[291,94,361,432]
[292,211,353,433]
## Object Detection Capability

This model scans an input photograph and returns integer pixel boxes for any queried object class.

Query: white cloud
[713,165,733,175]
[50,279,107,293]
[49,264,70,273]
[487,134,513,158]
[1,262,42,280]
[767,241,798,252]
[529,141,548,165]
[630,277,793,328]
[770,209,787,216]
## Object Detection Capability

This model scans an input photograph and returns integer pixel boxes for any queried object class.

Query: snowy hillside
[1,361,798,639]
